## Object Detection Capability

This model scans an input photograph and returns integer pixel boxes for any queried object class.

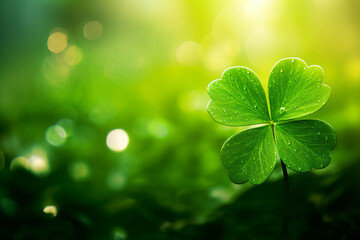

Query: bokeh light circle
[106,129,129,152]
[83,21,103,40]
[47,31,68,54]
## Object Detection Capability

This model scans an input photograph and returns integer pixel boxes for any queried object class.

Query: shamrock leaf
[207,58,336,184]
[268,58,331,121]
[274,120,336,172]
[221,125,276,184]
[207,67,270,126]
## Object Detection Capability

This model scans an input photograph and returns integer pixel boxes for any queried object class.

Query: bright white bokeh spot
[106,129,129,152]
[83,21,103,40]
[176,41,202,67]
[47,30,68,54]
[10,148,50,176]
[28,154,48,174]
[46,125,67,146]
[43,205,57,217]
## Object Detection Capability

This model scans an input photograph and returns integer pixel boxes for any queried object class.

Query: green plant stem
[270,123,289,237]
[280,159,289,237]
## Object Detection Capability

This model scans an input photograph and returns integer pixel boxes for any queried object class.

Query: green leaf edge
[274,119,337,172]
[207,66,270,127]
[268,57,331,121]
[220,125,276,185]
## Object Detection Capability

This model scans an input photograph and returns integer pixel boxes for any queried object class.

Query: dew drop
[280,107,286,114]
[223,110,226,113]
[287,142,291,145]
[280,69,283,73]
[291,59,294,63]
[254,105,257,109]
[317,132,321,135]
[247,71,250,74]
[325,136,328,140]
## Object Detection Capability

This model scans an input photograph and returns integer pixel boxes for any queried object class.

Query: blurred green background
[1,0,360,239]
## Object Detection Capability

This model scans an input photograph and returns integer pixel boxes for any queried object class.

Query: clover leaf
[207,57,336,184]
[207,67,270,126]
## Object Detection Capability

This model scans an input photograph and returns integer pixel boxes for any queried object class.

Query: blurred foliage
[0,0,360,239]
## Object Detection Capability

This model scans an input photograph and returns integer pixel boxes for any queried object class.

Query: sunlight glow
[176,41,202,67]
[106,129,129,152]
[203,47,229,72]
[224,40,240,57]
[345,57,360,83]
